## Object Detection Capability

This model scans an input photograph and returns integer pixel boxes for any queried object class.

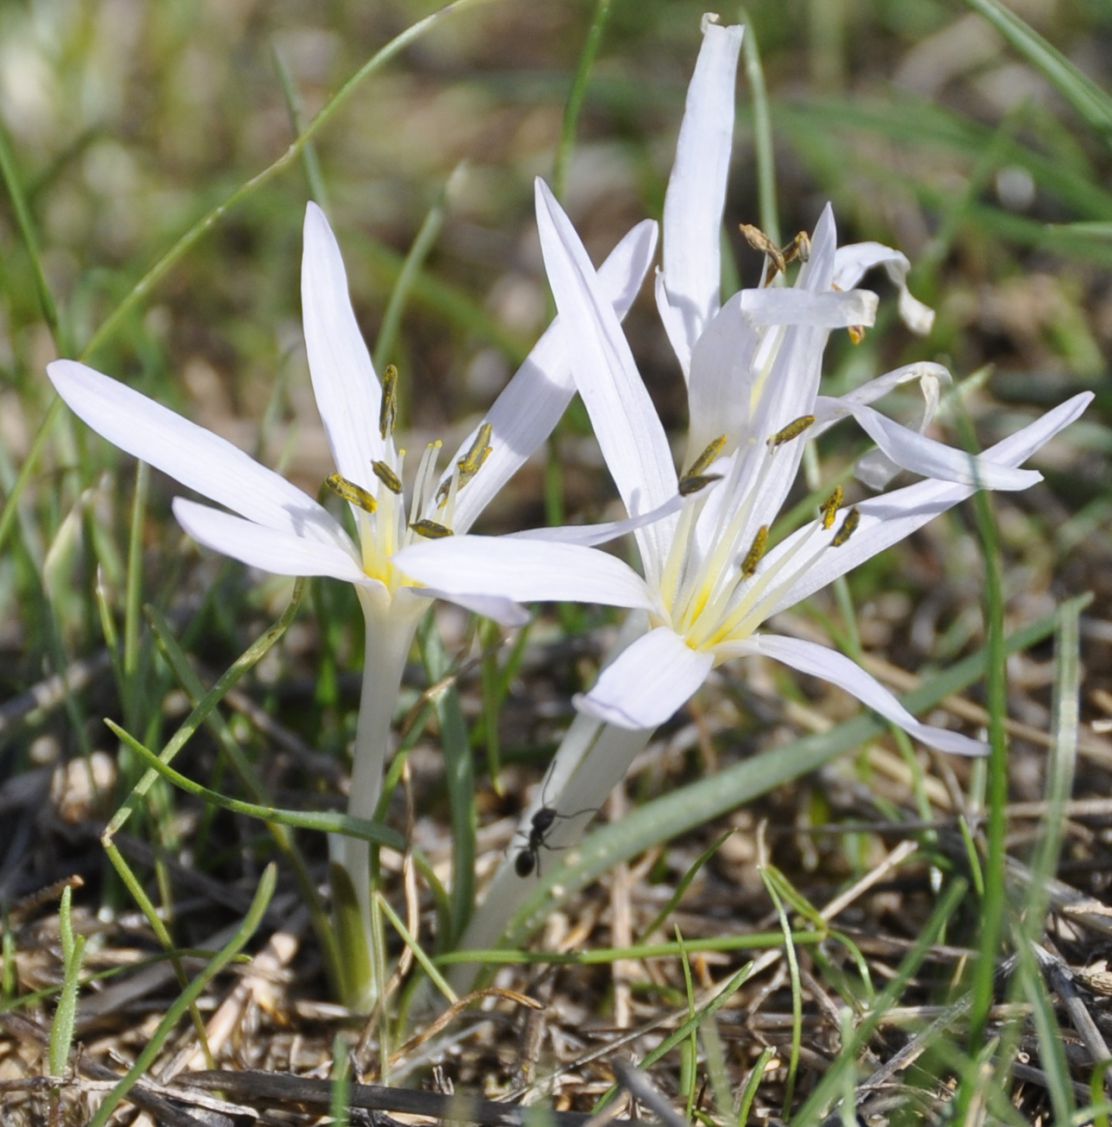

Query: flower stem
[331,597,421,1012]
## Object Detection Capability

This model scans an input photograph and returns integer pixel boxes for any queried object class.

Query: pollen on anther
[379,364,399,439]
[768,415,816,448]
[678,472,721,497]
[411,518,453,540]
[832,507,860,547]
[821,486,844,530]
[684,434,728,480]
[326,473,377,514]
[741,525,769,578]
[371,460,403,494]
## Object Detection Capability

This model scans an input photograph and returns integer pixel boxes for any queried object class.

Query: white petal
[686,296,761,458]
[739,286,877,329]
[814,399,1042,489]
[444,219,659,534]
[796,203,837,292]
[423,588,529,628]
[576,626,714,730]
[534,180,678,575]
[47,359,349,549]
[832,241,935,334]
[762,392,1094,615]
[509,490,687,547]
[396,534,654,609]
[736,634,986,755]
[659,17,744,364]
[301,202,384,485]
[171,498,375,586]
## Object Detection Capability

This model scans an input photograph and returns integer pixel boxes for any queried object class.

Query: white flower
[48,202,658,623]
[398,181,1092,751]
[46,198,659,1010]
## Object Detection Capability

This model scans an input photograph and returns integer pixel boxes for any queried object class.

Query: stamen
[821,486,844,530]
[785,230,810,265]
[832,507,860,547]
[847,326,865,345]
[678,472,722,497]
[379,364,399,439]
[684,434,728,479]
[741,525,769,578]
[326,473,377,514]
[371,460,403,494]
[767,415,816,448]
[411,519,453,539]
[740,223,787,282]
[437,421,494,504]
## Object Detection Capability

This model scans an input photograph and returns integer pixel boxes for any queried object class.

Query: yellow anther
[371,460,403,495]
[741,525,769,578]
[678,472,722,497]
[379,364,399,439]
[847,326,866,345]
[458,422,493,479]
[768,415,816,448]
[785,230,811,265]
[326,473,377,514]
[684,434,728,480]
[821,486,844,530]
[832,507,860,547]
[410,518,453,540]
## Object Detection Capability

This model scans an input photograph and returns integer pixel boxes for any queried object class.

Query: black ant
[513,798,598,878]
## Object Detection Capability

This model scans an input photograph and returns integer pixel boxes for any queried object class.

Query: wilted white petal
[832,241,935,334]
[659,16,745,365]
[739,286,877,329]
[47,359,349,549]
[398,534,654,609]
[301,202,385,484]
[576,626,715,730]
[814,398,1042,489]
[535,180,678,575]
[735,634,986,755]
[171,498,374,586]
[762,392,1094,615]
[446,219,659,533]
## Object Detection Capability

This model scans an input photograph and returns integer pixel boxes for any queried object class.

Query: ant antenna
[513,765,599,879]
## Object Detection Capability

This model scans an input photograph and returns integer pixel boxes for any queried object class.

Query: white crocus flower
[402,181,1091,749]
[47,200,657,1010]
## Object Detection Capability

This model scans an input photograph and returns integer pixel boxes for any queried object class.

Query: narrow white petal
[655,269,696,378]
[422,588,529,628]
[763,392,1093,615]
[815,399,1042,489]
[832,241,935,334]
[576,626,714,730]
[796,203,837,292]
[397,534,654,609]
[445,219,659,534]
[301,202,384,485]
[172,498,375,586]
[660,17,744,362]
[508,490,687,547]
[739,286,877,329]
[534,180,678,573]
[47,359,348,548]
[737,634,986,755]
[686,296,760,458]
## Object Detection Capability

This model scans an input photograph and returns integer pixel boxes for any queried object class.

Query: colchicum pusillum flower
[47,200,659,1010]
[397,14,1093,973]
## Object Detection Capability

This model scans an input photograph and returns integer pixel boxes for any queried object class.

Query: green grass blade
[738,8,779,245]
[87,864,276,1127]
[47,887,85,1078]
[107,720,406,851]
[105,578,306,837]
[552,0,613,199]
[418,616,475,946]
[964,0,1112,144]
[503,596,1085,944]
